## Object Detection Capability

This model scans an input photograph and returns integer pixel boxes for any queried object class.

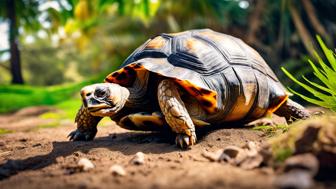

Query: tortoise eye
[95,87,109,98]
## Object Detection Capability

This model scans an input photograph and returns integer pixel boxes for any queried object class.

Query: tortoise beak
[80,86,95,108]
[80,85,111,111]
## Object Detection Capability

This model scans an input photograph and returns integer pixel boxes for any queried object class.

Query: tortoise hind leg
[246,99,310,127]
[274,99,311,121]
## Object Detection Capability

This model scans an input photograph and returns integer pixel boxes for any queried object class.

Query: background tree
[0,0,42,84]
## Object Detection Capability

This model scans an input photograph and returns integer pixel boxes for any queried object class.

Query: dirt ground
[0,107,332,189]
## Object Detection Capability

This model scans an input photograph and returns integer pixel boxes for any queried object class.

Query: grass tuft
[253,124,289,136]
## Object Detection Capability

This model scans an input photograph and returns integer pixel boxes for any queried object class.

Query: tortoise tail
[274,99,310,121]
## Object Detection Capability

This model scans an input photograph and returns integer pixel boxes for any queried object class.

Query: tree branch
[289,1,315,56]
[301,0,329,39]
[247,0,266,44]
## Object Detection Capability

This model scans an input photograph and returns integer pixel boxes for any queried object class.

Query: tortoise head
[80,83,130,117]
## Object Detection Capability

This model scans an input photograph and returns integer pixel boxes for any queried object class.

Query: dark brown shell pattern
[105,29,288,123]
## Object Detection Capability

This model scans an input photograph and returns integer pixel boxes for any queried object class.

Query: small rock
[201,149,223,161]
[240,154,264,170]
[56,156,65,163]
[131,152,145,165]
[109,165,126,176]
[32,143,42,148]
[19,138,28,142]
[237,141,264,169]
[274,170,314,189]
[77,158,94,171]
[222,146,242,158]
[73,152,82,157]
[0,141,5,146]
[221,146,247,165]
[245,141,259,156]
[284,153,319,177]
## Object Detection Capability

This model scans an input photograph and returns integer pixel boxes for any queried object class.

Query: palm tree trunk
[7,0,24,84]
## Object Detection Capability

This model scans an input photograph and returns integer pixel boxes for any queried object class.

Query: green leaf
[143,0,150,16]
[288,88,334,108]
[316,35,336,71]
[282,36,336,111]
[302,76,336,95]
[282,67,333,103]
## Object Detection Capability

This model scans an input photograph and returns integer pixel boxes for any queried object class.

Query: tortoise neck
[125,70,151,108]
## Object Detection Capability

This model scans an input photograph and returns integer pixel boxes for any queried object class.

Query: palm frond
[282,36,336,111]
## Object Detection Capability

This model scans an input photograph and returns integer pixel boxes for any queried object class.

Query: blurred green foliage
[0,74,104,113]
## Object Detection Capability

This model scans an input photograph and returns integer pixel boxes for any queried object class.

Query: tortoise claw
[175,132,197,149]
[68,129,97,141]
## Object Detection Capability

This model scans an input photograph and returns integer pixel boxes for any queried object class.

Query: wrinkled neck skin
[108,87,147,122]
[110,71,151,121]
[125,70,150,108]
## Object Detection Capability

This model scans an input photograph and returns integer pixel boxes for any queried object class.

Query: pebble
[283,153,319,176]
[202,141,265,169]
[131,152,145,165]
[109,165,126,176]
[202,150,223,161]
[222,146,247,165]
[274,170,314,189]
[77,158,94,171]
[239,153,263,170]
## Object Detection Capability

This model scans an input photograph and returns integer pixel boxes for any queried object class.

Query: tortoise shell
[105,29,288,123]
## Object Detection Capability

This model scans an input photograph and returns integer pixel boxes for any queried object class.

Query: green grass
[0,74,105,114]
[37,121,60,129]
[0,128,12,135]
[253,124,289,136]
[37,97,82,128]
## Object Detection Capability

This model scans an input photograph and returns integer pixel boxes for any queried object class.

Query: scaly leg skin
[158,79,197,149]
[275,99,310,121]
[246,99,311,127]
[118,112,165,131]
[68,105,102,141]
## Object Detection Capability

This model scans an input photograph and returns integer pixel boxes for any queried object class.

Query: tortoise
[68,29,310,148]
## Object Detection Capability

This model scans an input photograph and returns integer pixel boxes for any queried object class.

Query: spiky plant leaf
[316,36,336,71]
[282,36,336,111]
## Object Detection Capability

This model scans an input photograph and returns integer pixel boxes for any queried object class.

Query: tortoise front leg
[158,79,197,148]
[68,105,102,141]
